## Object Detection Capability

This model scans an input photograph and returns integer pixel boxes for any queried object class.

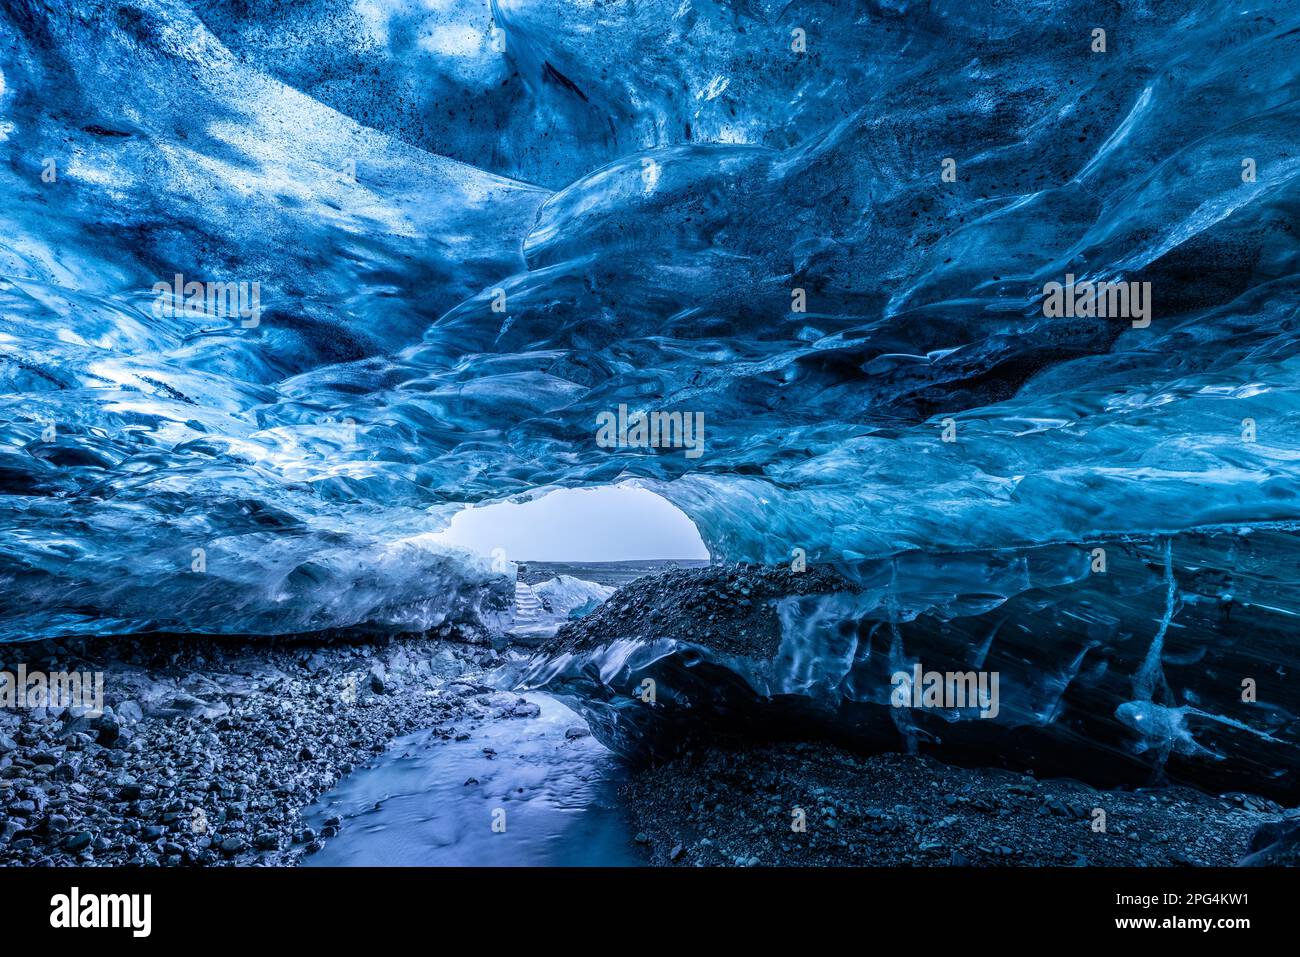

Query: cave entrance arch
[433,482,709,565]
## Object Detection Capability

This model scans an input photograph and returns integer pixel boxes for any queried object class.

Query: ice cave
[2,0,1300,872]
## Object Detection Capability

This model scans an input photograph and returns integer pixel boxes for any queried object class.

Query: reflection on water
[301,694,644,866]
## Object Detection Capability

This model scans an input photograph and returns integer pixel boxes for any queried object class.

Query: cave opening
[432,482,709,565]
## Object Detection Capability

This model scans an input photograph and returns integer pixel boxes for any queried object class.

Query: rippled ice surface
[7,1,1300,642]
[5,0,1300,795]
[301,694,642,867]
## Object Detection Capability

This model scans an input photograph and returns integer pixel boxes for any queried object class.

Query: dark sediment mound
[540,562,855,658]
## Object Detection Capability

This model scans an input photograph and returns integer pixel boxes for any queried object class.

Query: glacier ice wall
[2,0,1300,672]
[525,533,1300,796]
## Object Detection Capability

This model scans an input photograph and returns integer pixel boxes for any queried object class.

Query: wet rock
[62,831,93,852]
[219,836,246,854]
[117,783,142,801]
[51,755,82,782]
[117,701,144,724]
[150,694,227,721]
[508,699,541,719]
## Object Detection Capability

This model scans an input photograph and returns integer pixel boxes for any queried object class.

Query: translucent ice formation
[2,0,1300,745]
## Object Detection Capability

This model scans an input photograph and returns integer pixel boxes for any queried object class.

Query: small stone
[117,783,142,801]
[509,700,541,719]
[62,831,92,852]
[220,836,246,854]
[117,701,144,724]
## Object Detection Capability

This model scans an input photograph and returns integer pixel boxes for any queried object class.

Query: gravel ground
[0,629,535,866]
[624,741,1295,867]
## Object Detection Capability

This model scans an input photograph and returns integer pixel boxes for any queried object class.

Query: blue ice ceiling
[1,0,1299,641]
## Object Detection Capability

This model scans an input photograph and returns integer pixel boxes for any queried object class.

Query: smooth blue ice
[2,0,1300,662]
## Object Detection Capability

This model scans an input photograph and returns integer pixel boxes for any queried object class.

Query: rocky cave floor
[0,628,532,866]
[624,744,1289,867]
[1,629,1297,867]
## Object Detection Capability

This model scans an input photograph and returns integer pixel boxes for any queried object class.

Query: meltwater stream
[300,693,644,867]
